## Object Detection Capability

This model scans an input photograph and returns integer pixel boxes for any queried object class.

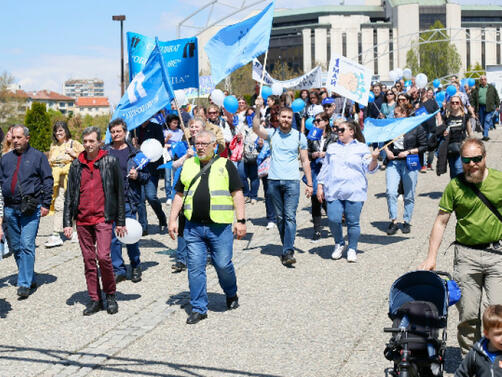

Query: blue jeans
[111,203,140,276]
[326,200,364,251]
[479,105,495,138]
[164,167,172,199]
[386,160,418,223]
[176,236,187,265]
[448,154,463,179]
[4,206,41,288]
[268,180,300,255]
[262,177,276,222]
[184,221,237,314]
[239,161,260,200]
[138,174,167,231]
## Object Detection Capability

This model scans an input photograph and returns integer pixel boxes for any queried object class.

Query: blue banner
[112,38,176,131]
[127,32,199,90]
[204,1,275,84]
[363,111,439,144]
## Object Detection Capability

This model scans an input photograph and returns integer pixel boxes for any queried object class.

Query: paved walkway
[1,129,501,376]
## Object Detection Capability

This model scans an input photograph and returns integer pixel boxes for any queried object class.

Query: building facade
[75,97,111,116]
[63,79,105,98]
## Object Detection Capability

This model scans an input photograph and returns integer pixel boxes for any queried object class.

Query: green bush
[25,102,52,152]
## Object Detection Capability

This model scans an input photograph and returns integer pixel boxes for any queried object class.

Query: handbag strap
[182,155,219,208]
[459,174,502,224]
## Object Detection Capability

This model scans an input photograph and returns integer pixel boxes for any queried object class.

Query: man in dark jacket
[63,126,126,316]
[104,119,149,284]
[0,125,53,299]
[131,120,167,235]
[470,76,500,141]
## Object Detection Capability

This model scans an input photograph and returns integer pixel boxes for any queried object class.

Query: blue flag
[112,39,176,131]
[363,111,439,144]
[127,32,199,90]
[204,2,275,84]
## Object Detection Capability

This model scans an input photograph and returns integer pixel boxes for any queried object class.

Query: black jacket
[307,132,337,161]
[63,152,125,228]
[387,125,428,159]
[0,145,53,209]
[470,84,500,114]
[102,142,150,212]
[455,338,502,377]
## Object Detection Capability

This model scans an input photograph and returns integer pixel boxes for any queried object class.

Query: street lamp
[112,15,126,96]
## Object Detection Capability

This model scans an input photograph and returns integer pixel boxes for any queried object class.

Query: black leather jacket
[63,152,126,228]
[387,125,427,159]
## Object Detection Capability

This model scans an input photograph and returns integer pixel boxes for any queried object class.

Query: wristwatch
[236,219,246,224]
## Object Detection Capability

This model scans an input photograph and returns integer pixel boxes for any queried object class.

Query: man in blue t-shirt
[253,97,313,266]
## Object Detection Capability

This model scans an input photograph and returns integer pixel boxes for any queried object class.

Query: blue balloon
[446,85,457,97]
[468,78,476,87]
[433,79,440,88]
[223,95,238,114]
[261,86,272,100]
[460,78,467,87]
[305,117,314,131]
[292,98,306,113]
[368,91,375,103]
[404,80,412,87]
[435,91,445,104]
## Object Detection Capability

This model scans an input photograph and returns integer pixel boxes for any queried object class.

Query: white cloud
[12,54,122,105]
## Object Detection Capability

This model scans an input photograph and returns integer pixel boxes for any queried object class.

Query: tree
[406,20,462,79]
[464,62,485,79]
[25,102,51,152]
[0,71,25,128]
[269,60,300,82]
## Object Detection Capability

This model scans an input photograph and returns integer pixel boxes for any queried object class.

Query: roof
[274,5,384,18]
[75,97,110,107]
[461,5,502,12]
[26,90,74,101]
[387,0,447,6]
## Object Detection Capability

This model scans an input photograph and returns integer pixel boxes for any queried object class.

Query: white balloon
[141,138,163,162]
[210,89,225,107]
[403,68,412,80]
[395,68,403,79]
[415,73,428,89]
[174,90,187,106]
[271,83,283,95]
[116,218,143,244]
[388,70,396,82]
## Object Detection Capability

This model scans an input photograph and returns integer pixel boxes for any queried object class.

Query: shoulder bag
[458,174,502,224]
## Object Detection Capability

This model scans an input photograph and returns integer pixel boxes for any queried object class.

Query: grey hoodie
[455,337,502,377]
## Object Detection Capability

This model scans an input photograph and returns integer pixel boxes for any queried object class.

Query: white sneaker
[71,232,79,243]
[266,222,276,230]
[347,248,357,263]
[331,244,344,260]
[45,235,63,248]
[166,198,172,206]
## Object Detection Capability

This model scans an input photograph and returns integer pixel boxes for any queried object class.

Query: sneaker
[420,166,427,174]
[482,136,490,141]
[45,234,63,248]
[311,231,321,243]
[171,261,186,273]
[250,199,257,205]
[347,249,357,262]
[281,252,296,266]
[266,222,276,230]
[71,232,79,243]
[402,222,411,234]
[245,197,252,204]
[106,294,118,315]
[331,244,344,260]
[386,222,399,235]
[427,163,433,171]
[166,198,172,206]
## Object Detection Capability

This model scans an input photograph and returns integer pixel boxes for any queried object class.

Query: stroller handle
[434,270,453,281]
[384,327,430,338]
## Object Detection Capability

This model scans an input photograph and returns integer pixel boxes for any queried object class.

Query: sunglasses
[398,98,407,101]
[323,104,333,108]
[387,93,394,96]
[451,101,461,105]
[461,155,483,164]
[207,111,218,115]
[336,127,345,133]
[313,118,323,123]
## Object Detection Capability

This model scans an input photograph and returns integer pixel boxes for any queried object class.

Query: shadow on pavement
[66,291,141,306]
[166,291,233,314]
[138,239,169,248]
[444,346,462,373]
[0,272,57,289]
[418,191,443,199]
[0,344,281,376]
[0,298,12,318]
[359,233,408,245]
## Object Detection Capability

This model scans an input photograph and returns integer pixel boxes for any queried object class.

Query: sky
[0,0,498,105]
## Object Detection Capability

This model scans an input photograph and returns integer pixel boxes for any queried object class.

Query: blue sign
[127,32,199,90]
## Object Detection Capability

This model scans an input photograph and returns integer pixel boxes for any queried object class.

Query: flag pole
[172,98,186,132]
[259,49,269,97]
[341,97,347,117]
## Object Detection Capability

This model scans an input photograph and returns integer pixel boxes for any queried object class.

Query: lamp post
[112,15,126,96]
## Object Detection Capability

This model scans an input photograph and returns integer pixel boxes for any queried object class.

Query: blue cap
[322,97,335,106]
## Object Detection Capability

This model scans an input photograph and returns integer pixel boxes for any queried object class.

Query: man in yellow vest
[168,130,246,324]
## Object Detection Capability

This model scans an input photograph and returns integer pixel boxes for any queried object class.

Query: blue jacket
[0,145,53,209]
[103,142,150,212]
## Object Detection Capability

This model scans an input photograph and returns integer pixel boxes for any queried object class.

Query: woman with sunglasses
[436,94,473,178]
[317,122,379,262]
[384,104,427,236]
[307,112,337,242]
[381,91,397,119]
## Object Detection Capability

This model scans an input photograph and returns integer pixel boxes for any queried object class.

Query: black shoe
[114,274,127,284]
[281,252,296,266]
[171,261,186,273]
[386,222,399,235]
[142,229,149,236]
[17,286,30,299]
[106,294,118,315]
[312,231,321,242]
[186,311,207,325]
[159,222,168,233]
[482,136,490,141]
[83,300,103,316]
[30,281,37,289]
[226,295,239,310]
[402,222,411,234]
[131,267,142,283]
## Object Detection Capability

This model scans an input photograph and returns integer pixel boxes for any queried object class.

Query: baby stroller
[384,270,453,377]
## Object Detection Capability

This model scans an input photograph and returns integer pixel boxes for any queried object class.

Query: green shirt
[439,168,502,245]
[478,86,488,106]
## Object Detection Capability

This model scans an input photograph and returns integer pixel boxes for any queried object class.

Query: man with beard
[419,138,502,354]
